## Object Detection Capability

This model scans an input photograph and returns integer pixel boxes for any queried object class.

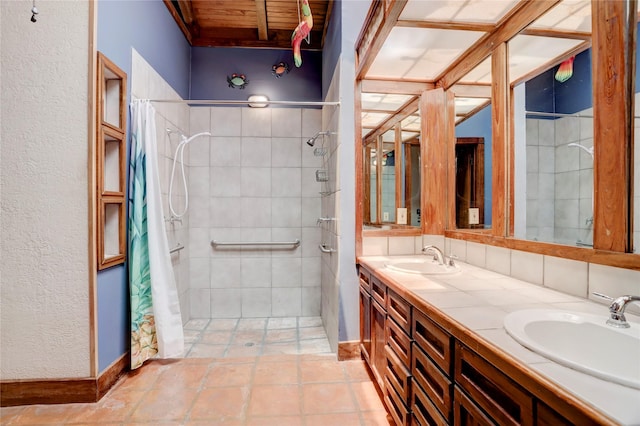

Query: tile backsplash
[362,235,640,314]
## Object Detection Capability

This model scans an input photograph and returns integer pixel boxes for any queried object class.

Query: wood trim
[320,0,334,49]
[362,227,421,237]
[364,97,419,146]
[437,0,561,89]
[592,0,635,252]
[355,80,364,257]
[355,0,409,80]
[520,27,591,40]
[491,43,509,237]
[88,0,98,379]
[361,79,435,95]
[509,86,515,237]
[1,353,128,407]
[396,19,494,33]
[447,90,457,231]
[338,341,361,361]
[421,89,448,234]
[163,0,193,44]
[394,124,402,218]
[376,135,383,224]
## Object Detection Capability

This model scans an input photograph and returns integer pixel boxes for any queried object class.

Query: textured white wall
[1,1,92,379]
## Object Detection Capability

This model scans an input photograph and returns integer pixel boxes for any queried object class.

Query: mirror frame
[354,0,639,270]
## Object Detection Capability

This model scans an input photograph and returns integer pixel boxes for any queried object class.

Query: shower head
[183,132,212,144]
[305,131,330,147]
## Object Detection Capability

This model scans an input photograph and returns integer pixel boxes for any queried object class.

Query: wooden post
[492,43,509,237]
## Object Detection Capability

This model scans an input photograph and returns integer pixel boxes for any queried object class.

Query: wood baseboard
[337,341,361,360]
[1,352,129,407]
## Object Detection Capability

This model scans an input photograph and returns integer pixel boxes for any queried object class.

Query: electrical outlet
[383,212,389,221]
[469,208,480,225]
[397,208,407,225]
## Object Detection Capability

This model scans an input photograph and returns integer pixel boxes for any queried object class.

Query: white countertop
[359,255,640,426]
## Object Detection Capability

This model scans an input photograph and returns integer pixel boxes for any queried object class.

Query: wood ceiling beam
[163,0,193,44]
[355,0,408,81]
[177,0,195,25]
[437,0,562,89]
[193,28,323,49]
[363,97,419,146]
[396,19,494,33]
[361,79,434,95]
[520,27,591,40]
[255,0,268,41]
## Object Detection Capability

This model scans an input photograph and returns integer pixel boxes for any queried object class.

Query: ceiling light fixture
[248,95,269,108]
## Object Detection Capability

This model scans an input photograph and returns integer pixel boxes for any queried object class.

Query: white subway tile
[544,255,588,298]
[510,250,543,285]
[486,245,511,276]
[466,241,486,268]
[362,237,388,256]
[389,237,416,255]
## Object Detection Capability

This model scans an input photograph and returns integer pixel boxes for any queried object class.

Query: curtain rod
[148,99,340,106]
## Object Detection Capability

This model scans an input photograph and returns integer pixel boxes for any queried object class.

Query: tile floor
[182,317,332,358]
[1,318,393,425]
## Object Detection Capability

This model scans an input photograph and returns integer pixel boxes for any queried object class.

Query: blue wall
[97,0,191,372]
[322,0,342,98]
[526,49,592,115]
[190,47,322,103]
[455,104,493,226]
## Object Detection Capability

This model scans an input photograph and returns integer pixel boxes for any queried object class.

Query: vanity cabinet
[357,262,613,426]
[384,289,413,426]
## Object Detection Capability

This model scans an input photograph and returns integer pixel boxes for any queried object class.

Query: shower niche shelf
[96,52,127,270]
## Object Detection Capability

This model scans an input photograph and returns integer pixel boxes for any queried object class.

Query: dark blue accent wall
[525,49,592,115]
[322,0,342,98]
[190,47,322,104]
[97,0,191,373]
[455,104,493,226]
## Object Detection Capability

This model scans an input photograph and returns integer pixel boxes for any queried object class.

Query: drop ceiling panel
[366,27,485,80]
[458,57,492,84]
[509,35,584,83]
[455,97,489,115]
[362,112,392,128]
[361,93,414,111]
[400,0,520,24]
[528,0,591,32]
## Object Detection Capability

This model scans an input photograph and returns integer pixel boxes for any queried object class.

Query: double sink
[384,256,640,390]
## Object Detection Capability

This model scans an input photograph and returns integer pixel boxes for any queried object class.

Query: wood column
[421,88,448,234]
[591,0,636,252]
[491,43,509,237]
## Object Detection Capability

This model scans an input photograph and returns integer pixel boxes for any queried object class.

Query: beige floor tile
[253,361,298,385]
[305,412,362,426]
[203,362,254,387]
[232,330,265,345]
[6,404,85,424]
[261,341,299,355]
[189,386,249,421]
[361,410,395,425]
[200,330,234,344]
[187,343,227,358]
[264,328,297,343]
[128,387,198,422]
[153,362,210,389]
[247,385,301,416]
[225,344,262,358]
[300,358,348,383]
[302,383,355,414]
[351,381,386,412]
[245,415,304,425]
[343,359,374,382]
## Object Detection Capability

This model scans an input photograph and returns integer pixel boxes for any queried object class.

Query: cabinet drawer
[359,285,371,364]
[388,289,412,333]
[385,377,411,426]
[359,265,371,292]
[412,344,452,420]
[455,342,533,426]
[385,345,411,401]
[371,276,387,307]
[454,385,496,426]
[387,313,412,366]
[413,308,453,375]
[412,377,449,426]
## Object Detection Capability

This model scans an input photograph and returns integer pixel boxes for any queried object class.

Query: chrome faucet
[422,245,445,265]
[593,293,640,328]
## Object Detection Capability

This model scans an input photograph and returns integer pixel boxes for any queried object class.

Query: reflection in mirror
[453,58,492,230]
[361,90,421,230]
[634,23,640,253]
[513,49,594,247]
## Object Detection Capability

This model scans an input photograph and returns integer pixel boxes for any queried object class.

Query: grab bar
[318,244,336,253]
[169,244,184,254]
[211,239,300,248]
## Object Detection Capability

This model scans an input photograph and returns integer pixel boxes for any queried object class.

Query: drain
[245,342,255,347]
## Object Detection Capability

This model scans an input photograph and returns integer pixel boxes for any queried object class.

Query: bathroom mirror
[452,58,492,230]
[510,0,595,248]
[361,92,421,230]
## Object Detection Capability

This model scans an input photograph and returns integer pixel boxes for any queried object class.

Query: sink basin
[504,309,640,389]
[385,258,460,275]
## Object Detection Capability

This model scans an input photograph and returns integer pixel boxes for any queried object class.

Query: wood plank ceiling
[164,0,332,49]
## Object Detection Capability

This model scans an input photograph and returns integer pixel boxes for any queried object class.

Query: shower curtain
[128,100,184,369]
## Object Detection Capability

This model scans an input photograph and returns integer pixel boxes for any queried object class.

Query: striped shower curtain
[128,100,184,369]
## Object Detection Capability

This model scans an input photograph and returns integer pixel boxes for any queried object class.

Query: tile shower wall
[130,50,192,324]
[187,107,323,318]
[525,111,594,246]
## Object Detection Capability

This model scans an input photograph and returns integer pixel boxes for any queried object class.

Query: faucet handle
[447,254,458,267]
